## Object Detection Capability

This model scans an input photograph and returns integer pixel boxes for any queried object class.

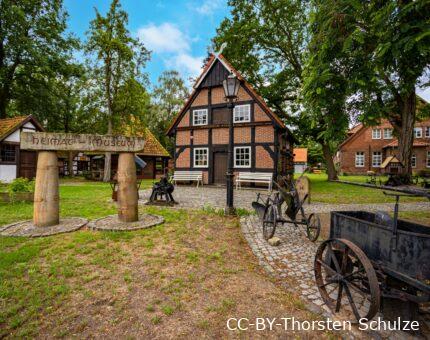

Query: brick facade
[339,119,430,174]
[167,54,294,184]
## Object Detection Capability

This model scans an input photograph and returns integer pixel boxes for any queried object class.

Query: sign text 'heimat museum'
[21,132,145,152]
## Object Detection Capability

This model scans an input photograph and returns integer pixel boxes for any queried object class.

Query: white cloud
[194,0,223,15]
[166,53,204,81]
[137,23,190,53]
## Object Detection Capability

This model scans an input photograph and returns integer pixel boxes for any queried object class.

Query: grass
[300,173,427,204]
[0,181,336,338]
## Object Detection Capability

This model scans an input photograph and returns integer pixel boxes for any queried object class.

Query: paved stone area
[140,186,430,213]
[87,214,164,231]
[0,218,88,237]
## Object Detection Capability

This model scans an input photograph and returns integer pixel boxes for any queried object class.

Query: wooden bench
[172,171,203,187]
[236,172,273,191]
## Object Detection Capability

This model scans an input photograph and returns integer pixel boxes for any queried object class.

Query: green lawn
[0,182,331,339]
[301,173,427,204]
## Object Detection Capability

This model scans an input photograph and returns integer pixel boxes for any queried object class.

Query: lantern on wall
[222,73,240,101]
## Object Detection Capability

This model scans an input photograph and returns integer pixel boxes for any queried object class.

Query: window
[234,146,251,168]
[355,152,365,167]
[194,148,208,167]
[383,128,392,139]
[193,109,208,126]
[427,152,430,168]
[411,154,416,168]
[414,127,422,138]
[425,127,430,138]
[372,129,381,139]
[0,144,16,163]
[372,151,382,167]
[233,104,251,123]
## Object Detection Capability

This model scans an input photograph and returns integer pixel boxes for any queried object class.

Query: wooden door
[19,151,37,179]
[213,151,228,184]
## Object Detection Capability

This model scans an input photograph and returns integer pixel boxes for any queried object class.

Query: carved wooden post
[117,152,138,222]
[34,151,59,227]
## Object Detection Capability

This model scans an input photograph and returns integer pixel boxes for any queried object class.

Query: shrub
[8,178,35,194]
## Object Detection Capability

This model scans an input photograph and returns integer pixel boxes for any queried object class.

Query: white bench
[236,172,273,191]
[172,171,203,187]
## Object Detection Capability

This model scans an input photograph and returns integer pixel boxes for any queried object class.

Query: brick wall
[193,130,208,145]
[234,127,251,143]
[255,126,274,143]
[192,88,208,107]
[211,85,252,104]
[212,128,229,144]
[178,111,189,127]
[254,105,271,122]
[176,148,190,168]
[176,130,190,146]
[255,146,273,168]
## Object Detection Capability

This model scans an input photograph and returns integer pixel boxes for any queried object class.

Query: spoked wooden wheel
[262,204,278,240]
[306,213,321,242]
[314,238,380,323]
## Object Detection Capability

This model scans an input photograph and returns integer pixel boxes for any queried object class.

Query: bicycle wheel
[306,213,321,242]
[262,204,277,240]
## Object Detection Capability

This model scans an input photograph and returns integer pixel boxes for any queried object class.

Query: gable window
[411,154,416,168]
[425,127,430,138]
[234,146,251,168]
[233,104,251,123]
[355,152,365,167]
[372,151,382,167]
[383,128,392,139]
[0,144,17,163]
[193,109,208,126]
[414,127,422,138]
[372,129,381,139]
[194,148,208,168]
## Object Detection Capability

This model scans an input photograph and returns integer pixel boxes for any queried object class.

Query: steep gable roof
[0,115,44,142]
[166,53,286,135]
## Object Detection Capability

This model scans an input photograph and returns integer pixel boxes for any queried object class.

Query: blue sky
[63,0,430,101]
[64,0,230,87]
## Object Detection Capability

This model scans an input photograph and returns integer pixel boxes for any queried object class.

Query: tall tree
[0,0,77,118]
[306,0,430,181]
[213,0,347,180]
[86,0,150,181]
[151,70,188,154]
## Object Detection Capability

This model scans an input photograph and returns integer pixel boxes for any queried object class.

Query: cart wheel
[306,213,321,242]
[314,238,380,323]
[262,204,277,240]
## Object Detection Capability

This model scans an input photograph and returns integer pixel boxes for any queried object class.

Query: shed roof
[0,115,44,142]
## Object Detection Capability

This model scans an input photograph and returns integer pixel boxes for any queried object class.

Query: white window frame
[372,128,381,139]
[355,152,365,167]
[234,146,251,168]
[425,126,430,138]
[233,104,251,123]
[372,151,382,168]
[193,109,208,126]
[411,154,417,168]
[414,127,422,138]
[193,147,208,168]
[383,128,392,139]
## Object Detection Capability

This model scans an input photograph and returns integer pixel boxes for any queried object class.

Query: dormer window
[233,104,251,123]
[372,128,381,139]
[193,109,208,126]
[414,127,422,138]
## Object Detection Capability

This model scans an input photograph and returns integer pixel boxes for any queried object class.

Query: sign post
[21,132,146,227]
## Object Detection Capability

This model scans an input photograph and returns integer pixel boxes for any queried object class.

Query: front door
[213,151,228,184]
[19,151,37,179]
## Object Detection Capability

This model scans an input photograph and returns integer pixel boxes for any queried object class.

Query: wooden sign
[296,176,311,204]
[21,132,145,152]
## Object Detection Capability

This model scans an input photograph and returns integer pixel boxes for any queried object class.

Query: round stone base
[87,214,164,231]
[0,217,88,237]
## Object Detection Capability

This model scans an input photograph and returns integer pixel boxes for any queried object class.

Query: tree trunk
[392,92,415,183]
[68,151,75,177]
[321,143,338,181]
[102,55,113,183]
[0,87,9,119]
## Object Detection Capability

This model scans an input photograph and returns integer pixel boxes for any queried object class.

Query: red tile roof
[293,148,308,163]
